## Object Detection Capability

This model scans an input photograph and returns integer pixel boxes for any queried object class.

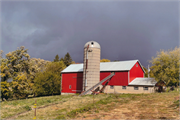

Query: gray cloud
[1,1,179,68]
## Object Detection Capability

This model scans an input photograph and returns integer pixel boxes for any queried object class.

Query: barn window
[122,86,126,89]
[110,86,114,89]
[69,85,71,89]
[143,87,148,90]
[134,87,138,90]
[136,64,138,67]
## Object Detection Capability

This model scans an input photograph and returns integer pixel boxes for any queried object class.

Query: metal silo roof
[61,60,145,73]
[129,78,157,86]
[84,41,101,49]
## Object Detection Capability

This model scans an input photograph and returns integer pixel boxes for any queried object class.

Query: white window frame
[143,87,148,90]
[134,87,138,90]
[122,86,126,89]
[110,86,114,89]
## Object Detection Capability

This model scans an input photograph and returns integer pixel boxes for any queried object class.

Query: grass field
[1,89,179,119]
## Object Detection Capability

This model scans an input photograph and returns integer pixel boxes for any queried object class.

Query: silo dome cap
[84,41,101,49]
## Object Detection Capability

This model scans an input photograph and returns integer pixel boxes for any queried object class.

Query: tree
[0,46,40,99]
[60,57,64,62]
[0,47,51,99]
[1,81,11,101]
[4,46,33,99]
[33,61,66,96]
[0,50,12,100]
[149,47,180,86]
[30,58,50,75]
[0,50,4,59]
[0,58,12,82]
[142,66,148,77]
[11,72,33,99]
[5,46,30,76]
[63,52,72,67]
[28,58,50,96]
[54,54,60,62]
[100,59,110,62]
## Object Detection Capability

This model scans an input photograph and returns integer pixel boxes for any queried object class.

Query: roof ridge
[100,59,138,63]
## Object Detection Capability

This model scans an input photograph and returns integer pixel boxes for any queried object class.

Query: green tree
[33,61,66,96]
[29,58,50,96]
[63,52,72,67]
[1,81,11,101]
[100,59,110,62]
[4,46,33,99]
[54,54,60,62]
[60,57,64,62]
[11,72,33,99]
[0,50,12,100]
[0,58,12,82]
[0,47,51,99]
[142,66,148,78]
[150,47,180,86]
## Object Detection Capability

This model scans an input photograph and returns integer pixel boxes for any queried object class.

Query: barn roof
[129,78,157,86]
[61,60,145,73]
[62,63,84,73]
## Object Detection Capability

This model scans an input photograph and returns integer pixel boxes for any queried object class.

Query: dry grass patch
[2,90,179,119]
[75,91,179,119]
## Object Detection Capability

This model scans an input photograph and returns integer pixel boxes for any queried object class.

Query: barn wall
[129,62,144,83]
[104,85,155,93]
[61,72,83,93]
[100,71,128,86]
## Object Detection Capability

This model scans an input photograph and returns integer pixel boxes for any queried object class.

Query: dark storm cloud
[1,1,179,67]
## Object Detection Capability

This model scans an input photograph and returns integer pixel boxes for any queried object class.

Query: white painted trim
[137,61,146,73]
[128,71,130,84]
[143,72,144,78]
[61,74,62,93]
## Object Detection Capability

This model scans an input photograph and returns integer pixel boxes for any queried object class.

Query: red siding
[61,73,83,93]
[129,62,144,83]
[61,62,144,93]
[100,71,128,86]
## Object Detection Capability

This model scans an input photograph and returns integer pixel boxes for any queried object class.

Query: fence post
[33,100,37,119]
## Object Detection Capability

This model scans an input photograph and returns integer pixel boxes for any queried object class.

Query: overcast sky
[1,0,179,68]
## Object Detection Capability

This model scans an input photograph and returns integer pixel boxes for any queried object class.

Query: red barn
[61,60,157,94]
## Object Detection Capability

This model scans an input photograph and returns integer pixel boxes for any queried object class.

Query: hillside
[2,90,179,119]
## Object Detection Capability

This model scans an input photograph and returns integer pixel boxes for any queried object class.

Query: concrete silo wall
[83,42,100,92]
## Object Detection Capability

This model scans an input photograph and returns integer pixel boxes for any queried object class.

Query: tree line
[1,46,179,101]
[0,46,74,101]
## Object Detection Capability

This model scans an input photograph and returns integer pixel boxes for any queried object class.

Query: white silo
[83,41,101,92]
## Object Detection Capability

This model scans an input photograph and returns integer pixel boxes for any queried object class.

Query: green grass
[1,89,179,119]
[56,93,141,119]
[1,95,72,119]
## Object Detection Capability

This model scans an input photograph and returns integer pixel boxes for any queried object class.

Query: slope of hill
[2,89,179,119]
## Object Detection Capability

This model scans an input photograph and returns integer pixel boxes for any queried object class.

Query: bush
[33,61,66,96]
[23,105,32,111]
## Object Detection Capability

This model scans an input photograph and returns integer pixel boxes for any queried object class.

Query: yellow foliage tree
[100,59,110,62]
[150,47,180,86]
